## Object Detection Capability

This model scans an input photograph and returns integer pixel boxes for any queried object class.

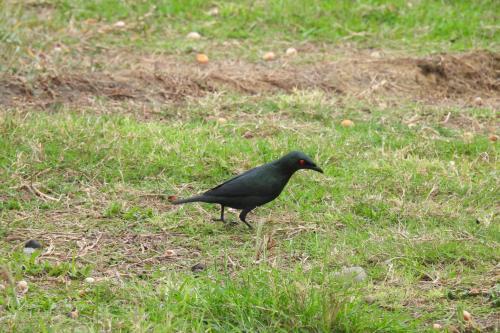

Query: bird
[171,151,323,228]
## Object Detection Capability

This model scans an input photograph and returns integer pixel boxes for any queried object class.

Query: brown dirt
[1,50,498,108]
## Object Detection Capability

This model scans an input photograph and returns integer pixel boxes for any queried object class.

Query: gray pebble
[336,266,367,282]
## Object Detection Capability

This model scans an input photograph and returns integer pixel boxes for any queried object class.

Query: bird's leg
[212,205,225,222]
[239,208,254,229]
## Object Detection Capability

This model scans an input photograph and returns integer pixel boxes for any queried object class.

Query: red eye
[299,159,306,166]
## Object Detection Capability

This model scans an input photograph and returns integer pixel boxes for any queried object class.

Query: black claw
[242,221,253,229]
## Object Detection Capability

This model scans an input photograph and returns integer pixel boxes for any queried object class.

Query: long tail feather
[171,195,205,205]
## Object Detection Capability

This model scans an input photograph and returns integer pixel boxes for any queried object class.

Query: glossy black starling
[172,151,323,228]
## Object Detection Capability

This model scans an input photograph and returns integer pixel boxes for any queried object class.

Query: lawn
[0,1,499,332]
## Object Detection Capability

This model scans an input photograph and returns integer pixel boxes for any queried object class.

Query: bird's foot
[212,218,225,223]
[241,221,253,229]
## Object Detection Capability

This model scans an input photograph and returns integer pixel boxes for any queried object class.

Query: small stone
[285,47,298,56]
[262,52,276,61]
[23,247,36,255]
[243,131,254,139]
[196,53,209,64]
[341,119,354,127]
[164,249,176,257]
[217,117,227,124]
[53,45,63,53]
[463,310,472,321]
[114,21,126,28]
[191,263,205,273]
[363,295,376,304]
[370,51,382,58]
[25,239,42,249]
[473,96,483,105]
[68,308,79,319]
[24,240,42,254]
[488,134,498,142]
[337,266,367,282]
[0,284,5,291]
[186,31,201,40]
[84,277,95,284]
[17,280,28,294]
[432,323,442,330]
[207,7,219,16]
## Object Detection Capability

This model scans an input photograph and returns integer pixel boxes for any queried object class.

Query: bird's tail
[170,195,206,205]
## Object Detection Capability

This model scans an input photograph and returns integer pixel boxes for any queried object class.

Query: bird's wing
[204,165,271,197]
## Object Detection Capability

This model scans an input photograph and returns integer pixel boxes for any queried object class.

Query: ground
[0,1,499,332]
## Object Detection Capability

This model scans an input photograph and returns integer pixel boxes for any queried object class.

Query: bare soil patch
[1,50,498,108]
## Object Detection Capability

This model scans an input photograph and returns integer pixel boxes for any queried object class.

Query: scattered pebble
[113,21,126,28]
[432,323,442,330]
[243,131,254,139]
[84,277,95,284]
[473,96,483,106]
[285,47,298,57]
[186,31,201,40]
[23,247,36,255]
[262,52,276,61]
[370,51,382,58]
[68,308,79,319]
[196,53,209,64]
[207,7,219,16]
[53,44,63,53]
[16,280,28,294]
[217,117,227,124]
[164,249,176,257]
[24,239,42,255]
[488,134,498,142]
[463,310,472,321]
[336,266,367,282]
[363,295,376,304]
[341,119,355,128]
[25,239,42,249]
[191,263,205,273]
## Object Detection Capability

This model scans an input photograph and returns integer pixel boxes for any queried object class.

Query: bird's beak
[310,165,324,173]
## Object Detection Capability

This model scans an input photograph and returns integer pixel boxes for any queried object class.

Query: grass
[0,93,498,331]
[1,0,499,72]
[0,0,499,331]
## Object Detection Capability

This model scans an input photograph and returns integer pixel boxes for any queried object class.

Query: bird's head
[277,151,323,174]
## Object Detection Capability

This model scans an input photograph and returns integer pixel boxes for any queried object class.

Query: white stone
[337,266,367,282]
[285,47,298,56]
[17,280,28,293]
[84,277,95,284]
[186,32,201,40]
